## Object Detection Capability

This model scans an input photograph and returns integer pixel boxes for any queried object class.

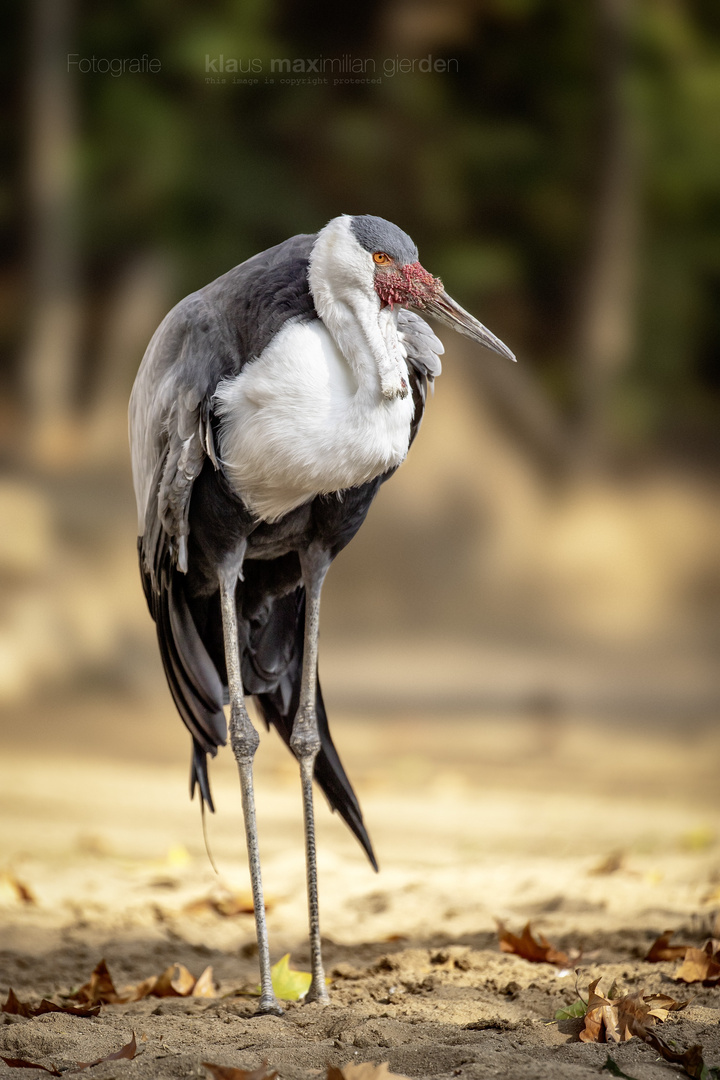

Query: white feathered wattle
[213,217,415,522]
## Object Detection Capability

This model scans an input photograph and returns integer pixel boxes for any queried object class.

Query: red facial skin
[374,261,444,310]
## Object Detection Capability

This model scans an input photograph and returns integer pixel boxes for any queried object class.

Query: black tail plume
[139,539,227,813]
[256,675,377,871]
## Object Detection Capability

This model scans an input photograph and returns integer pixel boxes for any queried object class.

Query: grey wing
[130,230,317,579]
[397,309,444,446]
[130,294,228,577]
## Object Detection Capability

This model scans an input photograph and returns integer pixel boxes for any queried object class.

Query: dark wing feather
[137,516,227,809]
[157,569,226,809]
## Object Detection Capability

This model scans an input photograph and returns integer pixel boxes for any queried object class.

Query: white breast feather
[214,320,414,521]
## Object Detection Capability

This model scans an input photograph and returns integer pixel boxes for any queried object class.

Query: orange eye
[373,252,392,266]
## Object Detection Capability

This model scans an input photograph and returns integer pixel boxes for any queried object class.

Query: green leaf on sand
[271,954,311,1000]
[256,954,329,1002]
[555,999,587,1020]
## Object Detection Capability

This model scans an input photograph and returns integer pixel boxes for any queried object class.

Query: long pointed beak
[423,291,516,362]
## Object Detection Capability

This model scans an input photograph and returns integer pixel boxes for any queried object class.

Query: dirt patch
[1,702,719,1079]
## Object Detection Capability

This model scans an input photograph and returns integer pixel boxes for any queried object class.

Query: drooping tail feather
[255,681,377,870]
[139,539,227,812]
[240,583,376,868]
[141,540,375,868]
[252,591,377,870]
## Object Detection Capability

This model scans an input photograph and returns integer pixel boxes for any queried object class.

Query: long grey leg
[218,553,282,1017]
[290,543,332,1004]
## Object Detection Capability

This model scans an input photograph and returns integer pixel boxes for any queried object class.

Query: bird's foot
[304,967,330,1004]
[255,996,284,1017]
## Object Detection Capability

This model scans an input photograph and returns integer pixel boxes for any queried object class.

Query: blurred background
[1,0,720,770]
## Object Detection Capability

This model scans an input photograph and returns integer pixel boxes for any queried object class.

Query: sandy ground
[1,690,719,1079]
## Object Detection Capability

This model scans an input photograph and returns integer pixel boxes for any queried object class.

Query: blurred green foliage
[5,0,720,459]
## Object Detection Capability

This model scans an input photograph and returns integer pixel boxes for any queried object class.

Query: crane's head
[308,215,515,399]
[348,214,516,362]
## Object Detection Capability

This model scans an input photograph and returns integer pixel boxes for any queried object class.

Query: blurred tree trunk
[22,0,82,465]
[572,0,639,470]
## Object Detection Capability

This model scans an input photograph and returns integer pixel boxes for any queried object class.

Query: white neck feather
[308,216,409,400]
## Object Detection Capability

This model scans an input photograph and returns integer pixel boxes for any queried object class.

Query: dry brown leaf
[122,975,159,1002]
[71,958,215,1005]
[36,999,101,1018]
[70,958,126,1005]
[203,1060,278,1080]
[2,989,37,1019]
[579,979,622,1043]
[0,1056,61,1075]
[589,850,624,876]
[643,992,689,1017]
[676,941,720,984]
[213,893,258,917]
[0,870,37,905]
[616,991,661,1039]
[496,920,570,966]
[127,964,215,1000]
[645,930,691,962]
[577,981,708,1078]
[328,1065,412,1080]
[192,966,216,998]
[186,890,273,918]
[642,1028,709,1080]
[2,988,100,1018]
[73,1032,137,1071]
[579,981,688,1045]
[152,962,196,997]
